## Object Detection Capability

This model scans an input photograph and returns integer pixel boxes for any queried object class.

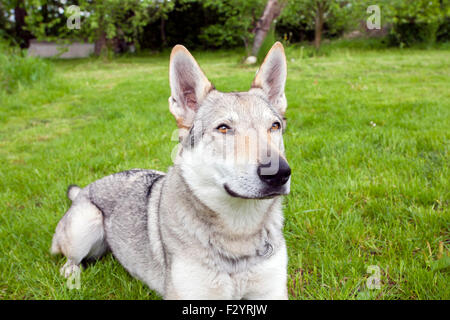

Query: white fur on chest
[168,241,288,299]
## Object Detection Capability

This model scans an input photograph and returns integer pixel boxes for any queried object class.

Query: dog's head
[168,42,290,201]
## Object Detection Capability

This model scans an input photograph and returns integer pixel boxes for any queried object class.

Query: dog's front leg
[164,255,233,300]
[243,245,289,300]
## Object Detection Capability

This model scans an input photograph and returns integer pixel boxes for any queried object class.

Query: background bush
[0,0,448,53]
[0,41,53,93]
[436,16,450,42]
[388,22,440,48]
[386,0,447,48]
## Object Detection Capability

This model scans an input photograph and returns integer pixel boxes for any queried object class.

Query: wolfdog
[51,42,291,299]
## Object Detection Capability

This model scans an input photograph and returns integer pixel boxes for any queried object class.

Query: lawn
[0,43,449,299]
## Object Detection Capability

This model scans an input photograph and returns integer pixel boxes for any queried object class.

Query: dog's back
[89,169,163,219]
[90,169,167,293]
[52,169,167,295]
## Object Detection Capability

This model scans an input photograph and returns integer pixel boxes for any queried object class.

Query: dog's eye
[216,124,231,134]
[270,122,281,131]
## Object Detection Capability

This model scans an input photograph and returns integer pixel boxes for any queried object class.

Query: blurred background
[1,0,449,53]
[1,0,449,93]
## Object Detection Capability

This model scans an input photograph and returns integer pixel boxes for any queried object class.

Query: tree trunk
[160,17,167,47]
[14,0,32,48]
[94,5,108,56]
[251,0,282,56]
[94,30,107,56]
[314,2,325,50]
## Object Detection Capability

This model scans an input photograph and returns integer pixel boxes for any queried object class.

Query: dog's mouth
[224,184,287,200]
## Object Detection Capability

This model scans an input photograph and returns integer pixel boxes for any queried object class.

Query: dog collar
[257,239,273,258]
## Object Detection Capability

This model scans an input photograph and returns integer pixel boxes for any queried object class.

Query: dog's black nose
[257,157,291,187]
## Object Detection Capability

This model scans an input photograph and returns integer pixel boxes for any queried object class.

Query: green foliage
[140,0,266,50]
[277,0,366,41]
[0,2,14,41]
[23,0,174,49]
[199,0,265,48]
[83,0,173,45]
[276,0,448,48]
[1,0,448,51]
[437,16,450,42]
[140,1,209,50]
[384,0,448,47]
[23,0,77,42]
[389,22,440,48]
[15,0,266,50]
[0,41,53,93]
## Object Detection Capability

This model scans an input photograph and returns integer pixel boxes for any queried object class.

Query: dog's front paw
[60,261,81,278]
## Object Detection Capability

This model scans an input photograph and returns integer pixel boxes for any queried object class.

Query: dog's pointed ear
[252,42,287,116]
[169,45,214,129]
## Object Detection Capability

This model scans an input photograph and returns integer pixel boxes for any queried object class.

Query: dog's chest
[213,253,275,299]
[229,271,251,299]
[206,239,275,297]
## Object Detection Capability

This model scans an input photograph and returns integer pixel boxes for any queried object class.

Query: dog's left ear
[169,45,214,131]
[252,42,287,116]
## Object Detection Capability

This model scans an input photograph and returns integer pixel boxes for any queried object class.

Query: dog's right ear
[252,42,287,116]
[169,45,214,130]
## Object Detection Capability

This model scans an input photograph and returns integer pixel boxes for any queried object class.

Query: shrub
[198,0,265,49]
[388,22,439,47]
[386,0,445,47]
[436,16,450,42]
[0,44,53,93]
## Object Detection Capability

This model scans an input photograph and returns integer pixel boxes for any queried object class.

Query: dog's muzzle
[257,157,291,188]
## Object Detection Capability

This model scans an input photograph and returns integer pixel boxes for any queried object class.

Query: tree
[78,0,168,55]
[200,0,266,49]
[382,0,447,47]
[23,0,80,45]
[278,0,360,49]
[251,0,283,56]
[14,0,34,48]
[20,0,175,54]
[312,0,326,49]
[0,0,34,48]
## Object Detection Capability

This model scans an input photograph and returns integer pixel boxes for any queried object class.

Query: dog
[51,42,291,299]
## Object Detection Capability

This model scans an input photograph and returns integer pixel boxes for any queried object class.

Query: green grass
[0,43,449,300]
[0,49,54,94]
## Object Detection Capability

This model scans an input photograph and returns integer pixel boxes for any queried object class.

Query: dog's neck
[166,164,282,237]
[160,165,284,267]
